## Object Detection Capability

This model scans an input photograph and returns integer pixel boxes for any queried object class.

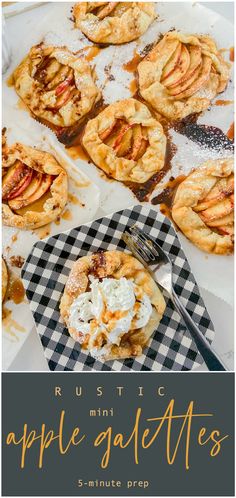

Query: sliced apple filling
[193,174,234,238]
[2,162,54,214]
[33,56,78,112]
[13,44,101,128]
[138,31,231,120]
[85,2,121,18]
[73,3,156,45]
[172,158,234,255]
[2,132,68,230]
[82,98,167,183]
[99,119,149,161]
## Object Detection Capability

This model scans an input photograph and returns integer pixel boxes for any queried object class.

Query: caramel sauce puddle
[85,46,101,61]
[6,271,25,305]
[123,50,143,73]
[2,307,26,341]
[215,100,234,106]
[151,175,186,221]
[227,122,234,141]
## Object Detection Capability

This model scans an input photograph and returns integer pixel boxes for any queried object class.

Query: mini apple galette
[2,258,8,302]
[172,158,234,255]
[82,98,166,183]
[137,31,231,120]
[13,44,101,128]
[73,3,156,45]
[2,133,68,230]
[60,250,166,360]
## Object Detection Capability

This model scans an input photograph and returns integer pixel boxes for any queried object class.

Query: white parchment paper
[2,2,234,369]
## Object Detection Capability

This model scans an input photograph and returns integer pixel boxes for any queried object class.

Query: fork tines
[127,225,161,263]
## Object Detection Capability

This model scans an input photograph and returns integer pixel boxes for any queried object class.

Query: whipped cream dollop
[69,276,152,359]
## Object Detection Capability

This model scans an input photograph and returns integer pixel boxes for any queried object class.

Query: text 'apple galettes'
[13,43,101,129]
[82,98,167,183]
[137,31,231,120]
[60,250,166,360]
[73,2,156,45]
[2,130,68,230]
[172,158,234,255]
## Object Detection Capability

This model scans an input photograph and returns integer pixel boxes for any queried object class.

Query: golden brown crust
[60,250,166,360]
[2,135,68,230]
[13,44,101,128]
[2,258,8,302]
[137,31,231,120]
[82,98,166,183]
[73,2,156,44]
[172,158,234,255]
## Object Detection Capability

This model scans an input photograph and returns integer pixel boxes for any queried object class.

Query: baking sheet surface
[2,2,234,369]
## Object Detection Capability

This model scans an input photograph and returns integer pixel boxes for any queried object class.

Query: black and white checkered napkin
[21,205,214,371]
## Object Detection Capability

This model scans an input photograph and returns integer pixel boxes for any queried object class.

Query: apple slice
[127,124,143,160]
[217,224,234,236]
[161,42,182,81]
[46,65,70,90]
[135,138,148,160]
[168,46,202,89]
[55,72,74,97]
[22,173,53,207]
[115,126,133,157]
[44,59,61,85]
[168,63,202,96]
[99,120,117,141]
[168,46,202,96]
[207,211,234,228]
[8,172,43,211]
[52,86,76,110]
[10,174,53,211]
[8,168,33,200]
[2,161,28,200]
[195,175,234,212]
[162,45,190,88]
[97,2,118,19]
[173,55,212,99]
[199,196,234,224]
[113,123,134,151]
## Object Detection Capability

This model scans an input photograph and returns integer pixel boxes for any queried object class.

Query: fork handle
[171,290,227,371]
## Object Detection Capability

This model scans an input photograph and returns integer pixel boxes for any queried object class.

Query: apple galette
[2,258,8,302]
[60,250,166,360]
[2,132,68,230]
[13,44,101,128]
[137,31,231,120]
[82,98,166,183]
[73,3,156,45]
[172,158,234,255]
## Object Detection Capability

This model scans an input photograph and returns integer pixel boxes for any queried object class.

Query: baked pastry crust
[60,250,166,360]
[172,158,234,255]
[2,258,8,302]
[82,98,166,183]
[2,135,68,230]
[13,44,101,128]
[137,31,231,120]
[73,2,156,45]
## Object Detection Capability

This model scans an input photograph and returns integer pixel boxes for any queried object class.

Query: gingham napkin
[21,205,215,371]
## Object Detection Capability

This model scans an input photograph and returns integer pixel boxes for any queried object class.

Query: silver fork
[123,225,227,371]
